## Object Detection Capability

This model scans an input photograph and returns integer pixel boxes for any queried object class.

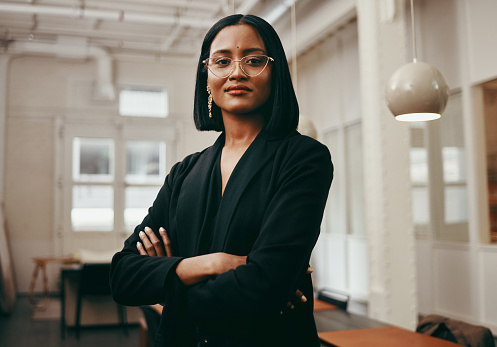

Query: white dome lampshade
[386,61,450,122]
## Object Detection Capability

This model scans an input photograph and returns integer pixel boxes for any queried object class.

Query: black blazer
[110,129,333,346]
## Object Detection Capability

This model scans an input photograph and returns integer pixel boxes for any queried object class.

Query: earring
[207,86,213,118]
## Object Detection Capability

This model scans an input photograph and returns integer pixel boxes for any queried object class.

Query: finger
[307,266,314,274]
[159,227,173,257]
[139,230,157,256]
[145,226,164,257]
[286,302,294,310]
[136,242,148,256]
[295,289,307,303]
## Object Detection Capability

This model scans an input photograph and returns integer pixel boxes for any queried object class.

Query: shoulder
[275,131,332,165]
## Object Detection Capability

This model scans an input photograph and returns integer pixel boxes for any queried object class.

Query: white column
[356,0,418,329]
[0,55,9,202]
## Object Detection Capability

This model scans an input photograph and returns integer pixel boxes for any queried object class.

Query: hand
[280,267,313,315]
[137,226,173,257]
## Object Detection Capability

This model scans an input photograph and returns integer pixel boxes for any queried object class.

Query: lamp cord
[410,0,417,62]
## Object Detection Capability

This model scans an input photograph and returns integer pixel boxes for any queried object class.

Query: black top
[196,150,222,256]
[110,130,334,347]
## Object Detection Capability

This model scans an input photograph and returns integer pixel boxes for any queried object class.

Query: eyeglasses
[203,55,274,78]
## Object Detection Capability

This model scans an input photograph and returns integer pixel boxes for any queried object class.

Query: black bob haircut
[193,14,299,137]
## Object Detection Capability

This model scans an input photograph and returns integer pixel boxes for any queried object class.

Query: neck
[222,112,264,148]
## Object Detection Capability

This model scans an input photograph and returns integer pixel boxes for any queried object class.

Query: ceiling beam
[0,3,216,29]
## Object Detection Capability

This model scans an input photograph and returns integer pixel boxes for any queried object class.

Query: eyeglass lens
[206,55,271,78]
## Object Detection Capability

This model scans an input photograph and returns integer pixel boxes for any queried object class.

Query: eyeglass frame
[203,55,274,78]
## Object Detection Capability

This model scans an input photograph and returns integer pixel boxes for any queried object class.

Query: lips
[225,84,252,94]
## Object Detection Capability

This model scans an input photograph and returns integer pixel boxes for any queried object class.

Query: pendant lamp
[385,0,450,122]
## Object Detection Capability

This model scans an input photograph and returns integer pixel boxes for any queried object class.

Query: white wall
[4,54,215,293]
[413,0,497,335]
[296,20,368,306]
[465,0,497,84]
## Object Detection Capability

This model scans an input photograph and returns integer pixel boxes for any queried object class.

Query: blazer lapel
[176,133,224,256]
[210,130,282,251]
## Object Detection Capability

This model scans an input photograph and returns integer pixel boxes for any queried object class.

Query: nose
[228,60,247,79]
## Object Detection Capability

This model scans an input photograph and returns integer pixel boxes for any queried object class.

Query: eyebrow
[211,47,267,55]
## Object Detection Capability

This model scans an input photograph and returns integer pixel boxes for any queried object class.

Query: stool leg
[28,265,40,309]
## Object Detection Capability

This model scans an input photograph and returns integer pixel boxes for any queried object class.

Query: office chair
[74,263,127,339]
[317,288,350,311]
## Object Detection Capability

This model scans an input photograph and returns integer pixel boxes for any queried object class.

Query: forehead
[210,24,266,55]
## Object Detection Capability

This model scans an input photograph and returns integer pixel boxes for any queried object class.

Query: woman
[110,14,333,347]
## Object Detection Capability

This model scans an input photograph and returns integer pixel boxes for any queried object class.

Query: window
[409,91,469,241]
[119,87,169,118]
[124,141,166,231]
[71,138,115,231]
[64,122,172,234]
[322,122,365,235]
[69,137,166,233]
[410,125,429,233]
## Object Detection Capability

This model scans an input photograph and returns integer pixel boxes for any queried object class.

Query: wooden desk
[314,299,338,311]
[318,326,462,347]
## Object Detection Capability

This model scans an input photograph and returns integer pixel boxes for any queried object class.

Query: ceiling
[0,0,301,60]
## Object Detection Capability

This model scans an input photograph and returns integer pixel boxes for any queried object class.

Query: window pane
[412,187,429,225]
[125,187,160,231]
[126,141,166,184]
[439,92,469,238]
[444,186,468,224]
[442,147,466,183]
[346,124,365,235]
[72,185,113,231]
[410,148,428,184]
[73,138,114,182]
[323,130,345,234]
[410,125,428,184]
[119,87,168,118]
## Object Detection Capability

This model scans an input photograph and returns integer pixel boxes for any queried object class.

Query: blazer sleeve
[184,138,333,319]
[110,162,185,307]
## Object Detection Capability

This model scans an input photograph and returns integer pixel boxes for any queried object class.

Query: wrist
[204,253,218,276]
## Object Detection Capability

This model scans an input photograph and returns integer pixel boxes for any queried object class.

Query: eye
[214,57,232,67]
[245,56,265,66]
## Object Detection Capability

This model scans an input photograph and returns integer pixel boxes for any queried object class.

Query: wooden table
[60,264,83,338]
[318,326,462,346]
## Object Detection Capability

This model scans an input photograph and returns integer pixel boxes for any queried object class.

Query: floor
[2,296,496,347]
[0,296,139,347]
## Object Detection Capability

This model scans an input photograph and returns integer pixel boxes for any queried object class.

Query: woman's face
[207,24,272,118]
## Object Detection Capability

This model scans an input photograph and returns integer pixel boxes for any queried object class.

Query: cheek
[259,79,272,103]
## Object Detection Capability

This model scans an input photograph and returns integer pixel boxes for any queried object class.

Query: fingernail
[144,226,151,232]
[139,231,145,237]
[159,227,165,234]
[137,242,141,247]
[301,295,307,303]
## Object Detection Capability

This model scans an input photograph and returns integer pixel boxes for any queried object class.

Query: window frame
[410,90,469,242]
[58,118,176,241]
